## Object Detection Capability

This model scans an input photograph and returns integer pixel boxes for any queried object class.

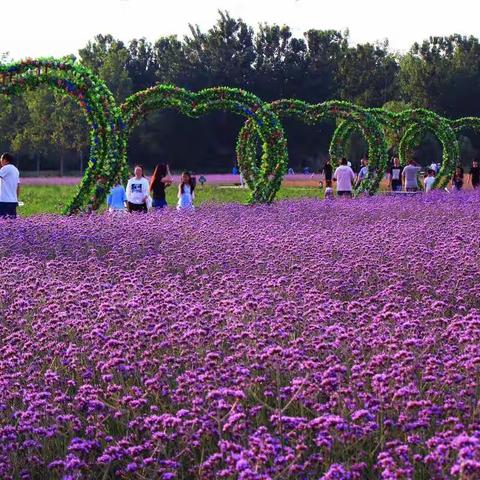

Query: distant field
[19,184,325,216]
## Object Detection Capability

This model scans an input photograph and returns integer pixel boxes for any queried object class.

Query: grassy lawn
[19,184,325,216]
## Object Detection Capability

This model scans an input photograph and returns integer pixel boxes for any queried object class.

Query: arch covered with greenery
[396,110,459,188]
[0,58,126,214]
[237,99,389,195]
[330,108,459,189]
[121,85,288,203]
[329,108,397,163]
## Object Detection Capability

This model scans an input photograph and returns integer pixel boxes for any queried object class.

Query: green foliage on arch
[330,108,460,190]
[121,85,288,203]
[0,58,127,214]
[1,59,474,208]
[330,108,397,163]
[450,117,480,135]
[396,110,459,188]
[237,99,389,195]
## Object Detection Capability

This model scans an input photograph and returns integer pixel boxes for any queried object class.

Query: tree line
[1,11,480,174]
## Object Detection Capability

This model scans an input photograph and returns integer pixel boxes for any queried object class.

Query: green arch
[450,117,480,138]
[237,99,389,195]
[330,108,397,163]
[121,85,288,204]
[0,58,126,214]
[330,108,459,189]
[396,113,459,188]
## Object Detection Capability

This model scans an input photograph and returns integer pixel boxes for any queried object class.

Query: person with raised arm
[150,164,173,209]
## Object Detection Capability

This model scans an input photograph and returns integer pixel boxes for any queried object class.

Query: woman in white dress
[177,171,195,211]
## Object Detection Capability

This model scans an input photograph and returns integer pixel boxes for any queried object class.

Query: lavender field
[1,194,480,479]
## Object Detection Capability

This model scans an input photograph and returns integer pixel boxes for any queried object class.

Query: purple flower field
[1,193,480,479]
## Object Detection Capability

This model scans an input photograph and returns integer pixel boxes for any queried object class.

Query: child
[324,186,334,199]
[177,171,195,211]
[423,169,436,193]
[107,179,127,212]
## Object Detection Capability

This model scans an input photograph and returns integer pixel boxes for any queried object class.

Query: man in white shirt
[424,169,436,193]
[402,159,422,192]
[0,153,20,218]
[126,165,150,213]
[333,158,355,197]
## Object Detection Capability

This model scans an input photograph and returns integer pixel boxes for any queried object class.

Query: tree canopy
[1,11,480,174]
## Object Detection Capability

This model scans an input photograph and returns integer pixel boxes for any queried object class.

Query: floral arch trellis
[237,99,389,195]
[0,58,126,214]
[450,117,480,140]
[2,58,477,209]
[330,108,460,189]
[120,85,288,203]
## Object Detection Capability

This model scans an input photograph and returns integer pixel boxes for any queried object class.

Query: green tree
[303,29,347,103]
[79,34,133,102]
[400,35,480,117]
[337,41,399,107]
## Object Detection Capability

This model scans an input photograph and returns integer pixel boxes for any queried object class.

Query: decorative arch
[329,108,397,163]
[450,117,480,135]
[121,85,288,204]
[395,110,459,188]
[330,108,459,190]
[0,58,126,213]
[237,99,389,195]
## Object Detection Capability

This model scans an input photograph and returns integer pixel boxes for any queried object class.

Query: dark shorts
[0,202,17,218]
[392,183,402,192]
[337,191,352,198]
[152,198,167,209]
[127,202,147,213]
[325,180,333,188]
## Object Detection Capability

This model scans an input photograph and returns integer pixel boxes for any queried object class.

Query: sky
[3,0,480,60]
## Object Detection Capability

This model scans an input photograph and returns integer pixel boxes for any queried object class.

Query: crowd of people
[0,151,479,218]
[320,156,480,198]
[101,164,196,213]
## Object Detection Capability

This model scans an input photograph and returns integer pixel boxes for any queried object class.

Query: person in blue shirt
[107,179,127,212]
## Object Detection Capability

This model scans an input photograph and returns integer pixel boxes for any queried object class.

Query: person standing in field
[356,157,369,187]
[423,169,436,193]
[387,157,403,192]
[322,159,333,188]
[402,159,421,192]
[177,171,195,211]
[150,164,173,209]
[469,159,480,189]
[126,165,149,213]
[451,166,464,192]
[333,157,355,198]
[0,153,20,218]
[107,178,127,212]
